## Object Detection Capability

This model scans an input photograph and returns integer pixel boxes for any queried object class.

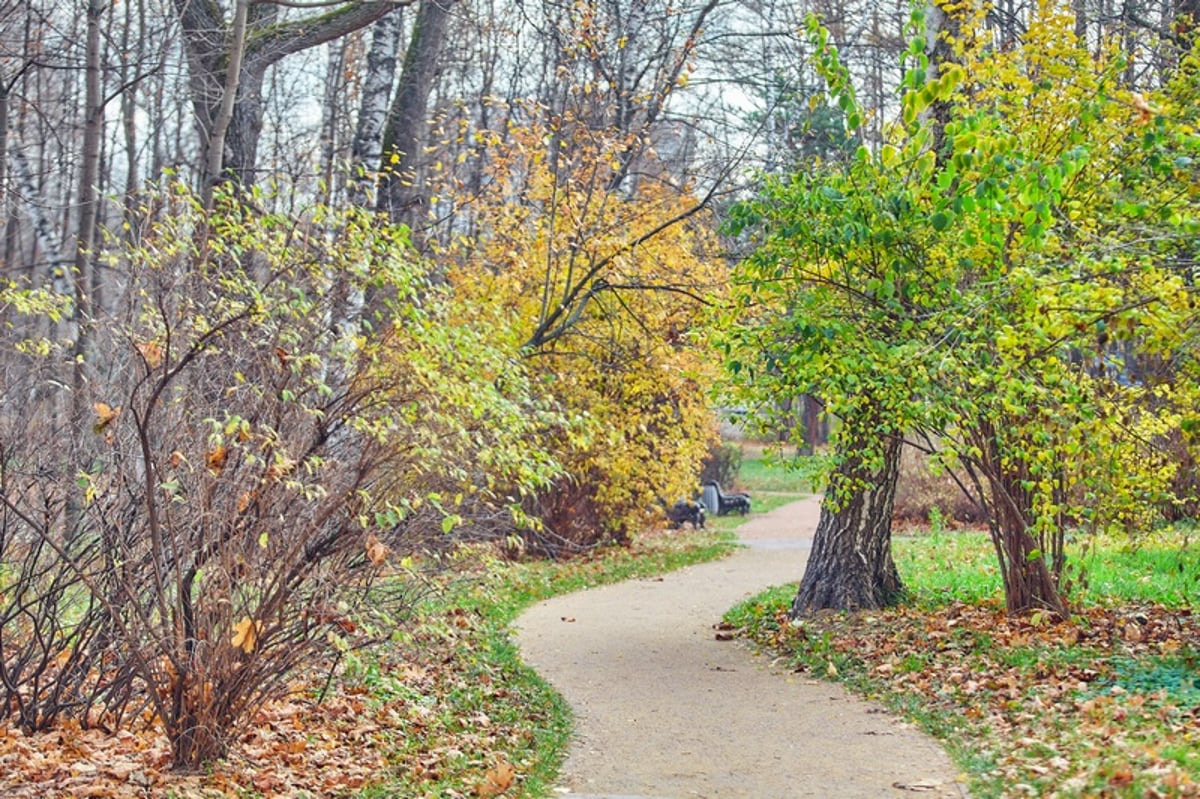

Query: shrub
[700,442,742,490]
[0,186,557,770]
[892,444,985,526]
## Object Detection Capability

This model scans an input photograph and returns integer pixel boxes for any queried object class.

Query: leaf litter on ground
[0,524,733,798]
[731,592,1200,798]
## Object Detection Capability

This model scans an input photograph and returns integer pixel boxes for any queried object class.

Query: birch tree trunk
[350,10,404,207]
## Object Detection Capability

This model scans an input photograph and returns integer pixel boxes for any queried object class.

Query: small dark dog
[664,499,706,530]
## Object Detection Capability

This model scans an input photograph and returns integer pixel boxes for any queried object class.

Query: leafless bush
[893,443,986,526]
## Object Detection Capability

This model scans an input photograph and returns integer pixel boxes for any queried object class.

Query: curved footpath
[515,496,968,799]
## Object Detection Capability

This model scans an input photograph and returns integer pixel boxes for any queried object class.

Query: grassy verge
[726,527,1200,799]
[355,442,803,797]
[353,525,737,798]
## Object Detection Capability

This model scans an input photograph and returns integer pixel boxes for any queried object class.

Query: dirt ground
[515,496,969,799]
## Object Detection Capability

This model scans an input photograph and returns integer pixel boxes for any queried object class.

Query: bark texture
[349,10,404,205]
[171,0,405,188]
[379,0,457,230]
[791,434,904,617]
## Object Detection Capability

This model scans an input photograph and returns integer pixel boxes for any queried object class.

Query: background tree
[443,111,726,551]
[171,0,409,190]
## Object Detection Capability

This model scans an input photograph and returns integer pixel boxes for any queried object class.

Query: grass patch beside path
[726,529,1200,799]
[355,525,737,798]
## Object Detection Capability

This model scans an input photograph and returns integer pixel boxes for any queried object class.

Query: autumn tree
[442,111,726,552]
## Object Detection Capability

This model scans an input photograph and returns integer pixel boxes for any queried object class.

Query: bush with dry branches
[0,186,560,770]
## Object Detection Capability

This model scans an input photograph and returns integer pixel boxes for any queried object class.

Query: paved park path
[515,496,968,799]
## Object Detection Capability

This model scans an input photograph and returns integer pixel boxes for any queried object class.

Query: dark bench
[704,481,751,516]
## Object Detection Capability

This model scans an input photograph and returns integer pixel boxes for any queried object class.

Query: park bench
[703,481,751,516]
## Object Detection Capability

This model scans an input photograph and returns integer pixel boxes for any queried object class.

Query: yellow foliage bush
[441,112,727,551]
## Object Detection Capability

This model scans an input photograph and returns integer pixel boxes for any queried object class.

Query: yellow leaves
[231,617,263,654]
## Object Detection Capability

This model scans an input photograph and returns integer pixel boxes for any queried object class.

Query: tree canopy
[720,0,1200,615]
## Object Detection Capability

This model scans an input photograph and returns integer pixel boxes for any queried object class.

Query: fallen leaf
[893,779,943,792]
[476,759,515,798]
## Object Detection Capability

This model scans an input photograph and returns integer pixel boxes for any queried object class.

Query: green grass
[356,445,810,797]
[732,443,819,495]
[702,441,816,533]
[730,526,1200,799]
[894,525,1200,608]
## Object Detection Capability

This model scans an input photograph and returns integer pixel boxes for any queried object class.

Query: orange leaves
[476,759,515,798]
[136,340,163,369]
[304,605,358,635]
[93,402,120,434]
[230,617,263,654]
[365,533,390,565]
[206,445,228,475]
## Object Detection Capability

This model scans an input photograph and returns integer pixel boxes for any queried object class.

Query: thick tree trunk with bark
[791,434,904,618]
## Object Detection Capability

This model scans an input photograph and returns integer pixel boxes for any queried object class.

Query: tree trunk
[791,433,904,617]
[960,420,1069,617]
[171,0,404,189]
[990,478,1068,617]
[350,10,404,206]
[202,0,249,203]
[378,0,457,233]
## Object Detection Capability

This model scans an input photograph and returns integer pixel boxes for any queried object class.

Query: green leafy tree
[721,4,1200,616]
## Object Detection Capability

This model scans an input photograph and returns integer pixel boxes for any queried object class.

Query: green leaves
[722,2,1200,613]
